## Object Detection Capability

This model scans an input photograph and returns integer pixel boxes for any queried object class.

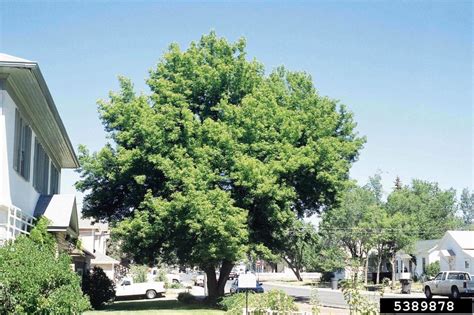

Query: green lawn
[84,299,225,315]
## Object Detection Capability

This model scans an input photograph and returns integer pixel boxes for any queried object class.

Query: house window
[13,109,32,180]
[422,258,426,273]
[50,165,59,194]
[465,260,470,269]
[33,139,50,194]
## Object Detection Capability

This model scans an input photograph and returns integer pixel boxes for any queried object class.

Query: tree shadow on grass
[100,299,220,312]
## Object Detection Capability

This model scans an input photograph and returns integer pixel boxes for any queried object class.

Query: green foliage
[309,285,321,315]
[0,222,90,314]
[219,290,297,314]
[82,266,116,309]
[340,279,378,315]
[459,188,474,226]
[386,179,460,239]
[425,261,440,278]
[129,264,148,283]
[154,268,167,282]
[76,32,364,297]
[275,220,319,280]
[177,292,196,304]
[28,216,56,253]
[168,282,184,289]
[319,185,381,264]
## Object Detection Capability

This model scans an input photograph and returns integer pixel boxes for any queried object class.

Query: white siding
[0,88,61,217]
[438,232,474,274]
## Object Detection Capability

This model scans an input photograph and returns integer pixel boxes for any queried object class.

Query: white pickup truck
[116,278,166,299]
[424,271,474,298]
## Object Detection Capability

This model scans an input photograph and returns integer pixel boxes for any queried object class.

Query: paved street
[262,282,427,309]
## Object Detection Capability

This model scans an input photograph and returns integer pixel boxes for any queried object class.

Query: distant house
[437,231,474,275]
[395,239,440,279]
[79,218,119,280]
[0,53,91,270]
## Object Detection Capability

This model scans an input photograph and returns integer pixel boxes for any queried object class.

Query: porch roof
[34,194,79,238]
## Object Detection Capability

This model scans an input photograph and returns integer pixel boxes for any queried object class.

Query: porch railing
[0,204,35,245]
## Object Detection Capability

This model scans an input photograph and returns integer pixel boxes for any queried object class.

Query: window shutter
[33,139,40,190]
[24,126,32,180]
[13,109,21,171]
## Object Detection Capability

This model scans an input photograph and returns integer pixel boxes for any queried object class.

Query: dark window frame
[49,164,59,194]
[13,109,32,180]
[33,138,50,194]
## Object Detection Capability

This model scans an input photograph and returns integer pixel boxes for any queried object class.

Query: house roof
[440,249,456,257]
[463,250,474,258]
[414,239,440,254]
[446,231,474,249]
[91,252,119,265]
[0,53,34,64]
[0,53,79,168]
[79,216,109,231]
[34,194,79,238]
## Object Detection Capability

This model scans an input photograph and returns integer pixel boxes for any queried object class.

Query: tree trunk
[203,260,234,302]
[390,256,396,289]
[364,255,369,285]
[376,255,382,285]
[203,265,218,302]
[283,257,303,281]
[217,260,234,297]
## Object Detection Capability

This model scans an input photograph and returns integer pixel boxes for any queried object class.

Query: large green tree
[76,32,364,299]
[319,185,381,284]
[386,179,460,239]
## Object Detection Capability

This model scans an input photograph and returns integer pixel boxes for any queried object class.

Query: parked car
[228,271,238,280]
[116,278,166,299]
[194,274,205,287]
[229,279,264,294]
[166,274,181,284]
[424,271,474,298]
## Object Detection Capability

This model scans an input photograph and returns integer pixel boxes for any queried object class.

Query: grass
[84,299,225,315]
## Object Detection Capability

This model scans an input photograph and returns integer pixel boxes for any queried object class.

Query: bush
[82,266,116,309]
[0,218,90,314]
[425,261,440,278]
[219,290,297,315]
[129,264,148,283]
[178,292,196,304]
[168,282,184,289]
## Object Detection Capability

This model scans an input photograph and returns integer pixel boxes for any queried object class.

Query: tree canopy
[76,32,364,298]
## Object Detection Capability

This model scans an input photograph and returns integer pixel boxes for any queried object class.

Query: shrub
[0,218,90,314]
[219,290,297,315]
[129,264,148,283]
[168,282,184,289]
[178,292,196,304]
[425,261,440,278]
[82,266,116,309]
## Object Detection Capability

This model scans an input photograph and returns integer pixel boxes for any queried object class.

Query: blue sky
[1,1,472,204]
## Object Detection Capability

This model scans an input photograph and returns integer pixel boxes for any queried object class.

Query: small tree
[129,264,149,283]
[425,261,440,278]
[82,266,116,309]
[276,220,319,281]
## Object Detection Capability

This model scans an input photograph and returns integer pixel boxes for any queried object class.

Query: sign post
[237,273,257,315]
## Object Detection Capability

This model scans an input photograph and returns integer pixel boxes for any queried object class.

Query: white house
[437,230,474,275]
[79,217,119,280]
[395,239,440,279]
[0,53,90,268]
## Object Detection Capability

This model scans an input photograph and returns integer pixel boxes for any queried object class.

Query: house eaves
[0,53,79,168]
